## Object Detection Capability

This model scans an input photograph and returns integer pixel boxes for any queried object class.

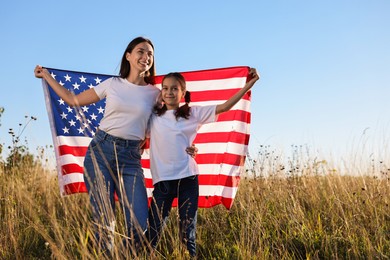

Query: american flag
[42,66,251,209]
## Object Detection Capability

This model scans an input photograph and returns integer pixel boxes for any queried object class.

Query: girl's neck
[166,105,179,110]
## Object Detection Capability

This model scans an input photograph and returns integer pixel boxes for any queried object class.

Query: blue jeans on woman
[84,129,148,253]
[147,175,199,257]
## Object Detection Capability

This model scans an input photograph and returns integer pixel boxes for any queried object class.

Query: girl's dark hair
[119,37,156,84]
[153,72,191,120]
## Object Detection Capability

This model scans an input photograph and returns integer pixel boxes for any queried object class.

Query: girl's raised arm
[216,68,259,115]
[34,65,100,107]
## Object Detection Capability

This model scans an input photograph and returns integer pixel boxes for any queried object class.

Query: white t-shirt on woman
[94,77,160,140]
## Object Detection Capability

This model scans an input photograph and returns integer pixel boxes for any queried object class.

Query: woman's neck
[126,72,147,86]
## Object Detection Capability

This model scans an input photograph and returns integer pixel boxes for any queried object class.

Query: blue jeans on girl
[84,129,148,253]
[147,175,199,257]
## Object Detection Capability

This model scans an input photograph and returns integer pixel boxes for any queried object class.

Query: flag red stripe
[145,178,153,188]
[216,110,251,124]
[62,164,83,175]
[144,175,240,188]
[154,66,249,84]
[64,182,88,194]
[59,145,88,156]
[198,175,240,187]
[195,153,246,166]
[141,159,150,169]
[169,196,234,209]
[194,132,250,145]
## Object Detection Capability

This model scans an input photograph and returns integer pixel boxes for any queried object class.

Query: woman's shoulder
[98,76,119,86]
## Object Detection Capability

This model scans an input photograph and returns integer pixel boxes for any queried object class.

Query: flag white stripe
[198,164,243,176]
[155,77,247,91]
[190,99,251,111]
[63,172,85,185]
[196,143,248,155]
[198,121,250,134]
[199,185,238,198]
[57,136,92,146]
[60,154,85,166]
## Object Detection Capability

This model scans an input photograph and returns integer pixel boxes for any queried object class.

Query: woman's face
[126,42,154,74]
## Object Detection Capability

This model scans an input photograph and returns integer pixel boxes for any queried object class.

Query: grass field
[0,148,389,259]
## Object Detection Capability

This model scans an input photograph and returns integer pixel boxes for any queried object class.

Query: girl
[147,68,259,257]
[35,37,159,254]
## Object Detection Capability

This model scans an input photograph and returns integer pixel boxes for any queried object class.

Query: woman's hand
[34,65,48,78]
[186,144,198,158]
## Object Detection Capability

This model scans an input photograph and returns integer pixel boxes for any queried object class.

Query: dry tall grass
[0,148,389,259]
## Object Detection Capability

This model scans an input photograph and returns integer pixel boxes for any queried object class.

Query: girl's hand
[34,65,48,78]
[248,68,260,84]
[139,138,149,155]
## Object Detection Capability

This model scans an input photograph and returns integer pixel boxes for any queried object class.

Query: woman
[35,37,159,254]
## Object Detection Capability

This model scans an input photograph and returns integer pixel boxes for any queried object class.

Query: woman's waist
[95,129,141,147]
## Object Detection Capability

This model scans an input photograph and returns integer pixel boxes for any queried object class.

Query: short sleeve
[93,77,114,100]
[191,105,217,125]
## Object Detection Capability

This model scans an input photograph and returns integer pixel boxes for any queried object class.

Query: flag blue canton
[46,68,112,137]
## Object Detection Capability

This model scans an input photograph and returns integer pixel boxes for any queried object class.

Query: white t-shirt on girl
[93,77,160,140]
[148,105,217,184]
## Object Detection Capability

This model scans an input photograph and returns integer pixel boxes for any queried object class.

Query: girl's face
[126,42,154,74]
[161,77,185,110]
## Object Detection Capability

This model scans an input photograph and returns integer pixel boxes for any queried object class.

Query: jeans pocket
[129,148,141,161]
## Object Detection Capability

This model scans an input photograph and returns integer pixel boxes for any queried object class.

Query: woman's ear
[125,52,131,61]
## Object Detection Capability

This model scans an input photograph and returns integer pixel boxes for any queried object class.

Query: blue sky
[1,1,389,164]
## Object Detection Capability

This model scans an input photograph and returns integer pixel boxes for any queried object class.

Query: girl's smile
[161,77,185,110]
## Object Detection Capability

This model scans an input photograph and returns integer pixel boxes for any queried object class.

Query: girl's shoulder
[189,105,215,113]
